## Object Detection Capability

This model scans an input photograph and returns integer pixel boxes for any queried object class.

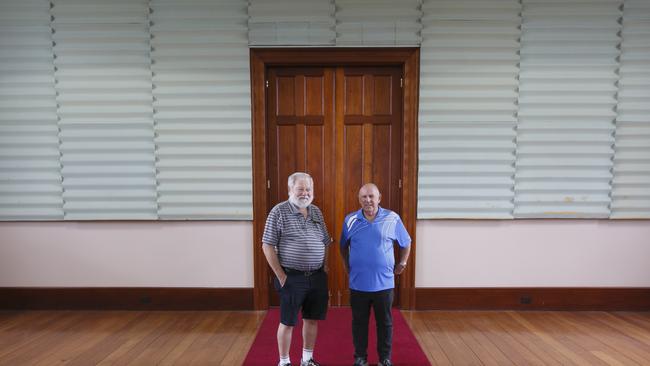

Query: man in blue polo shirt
[340,183,411,366]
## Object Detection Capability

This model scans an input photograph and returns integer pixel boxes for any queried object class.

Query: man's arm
[339,241,350,273]
[324,246,330,273]
[394,245,411,275]
[262,243,287,286]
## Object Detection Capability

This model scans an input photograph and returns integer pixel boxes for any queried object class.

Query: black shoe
[353,357,368,366]
[380,360,393,366]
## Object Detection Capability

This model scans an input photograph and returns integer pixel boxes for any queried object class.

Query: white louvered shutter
[612,0,650,218]
[335,0,422,46]
[248,0,336,46]
[514,0,622,218]
[52,0,157,220]
[151,0,252,220]
[418,0,520,219]
[0,0,63,220]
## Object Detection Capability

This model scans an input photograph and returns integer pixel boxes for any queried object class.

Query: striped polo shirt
[262,200,332,271]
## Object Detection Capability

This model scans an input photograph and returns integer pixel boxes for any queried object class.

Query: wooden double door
[266,66,404,306]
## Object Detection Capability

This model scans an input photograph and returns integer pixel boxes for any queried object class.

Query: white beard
[289,194,313,209]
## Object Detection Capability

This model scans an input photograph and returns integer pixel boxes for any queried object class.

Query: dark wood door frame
[251,48,420,310]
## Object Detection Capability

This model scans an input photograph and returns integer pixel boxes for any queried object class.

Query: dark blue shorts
[274,268,328,326]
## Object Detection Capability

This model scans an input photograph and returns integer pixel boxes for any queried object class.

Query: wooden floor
[403,310,650,366]
[0,310,649,365]
[0,311,265,366]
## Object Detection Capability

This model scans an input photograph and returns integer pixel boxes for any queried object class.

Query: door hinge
[400,77,403,88]
[265,80,269,88]
[267,179,271,189]
[399,179,402,189]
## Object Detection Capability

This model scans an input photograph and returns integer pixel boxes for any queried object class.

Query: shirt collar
[357,206,384,222]
[287,200,313,219]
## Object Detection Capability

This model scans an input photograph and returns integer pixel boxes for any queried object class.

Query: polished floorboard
[0,310,649,365]
[402,310,650,366]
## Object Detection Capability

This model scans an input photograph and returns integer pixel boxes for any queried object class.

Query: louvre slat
[0,0,63,220]
[156,208,251,220]
[154,146,254,154]
[153,109,250,119]
[63,189,154,197]
[64,213,158,220]
[155,158,250,168]
[248,0,335,45]
[420,165,514,174]
[0,208,64,220]
[157,182,250,192]
[0,183,62,194]
[514,207,611,218]
[154,122,249,131]
[335,0,421,45]
[157,171,250,180]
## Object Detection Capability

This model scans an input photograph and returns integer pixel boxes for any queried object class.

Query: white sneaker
[301,359,321,366]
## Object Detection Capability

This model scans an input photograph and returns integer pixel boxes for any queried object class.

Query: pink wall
[416,220,650,287]
[0,221,253,287]
[1,220,648,288]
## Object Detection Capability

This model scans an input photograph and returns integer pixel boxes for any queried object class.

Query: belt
[283,267,323,276]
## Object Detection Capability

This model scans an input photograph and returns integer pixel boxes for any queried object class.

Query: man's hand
[278,273,288,287]
[395,245,410,275]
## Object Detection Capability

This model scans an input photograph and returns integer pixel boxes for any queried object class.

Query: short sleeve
[339,214,350,248]
[313,206,333,246]
[321,223,332,246]
[262,206,282,246]
[394,217,411,248]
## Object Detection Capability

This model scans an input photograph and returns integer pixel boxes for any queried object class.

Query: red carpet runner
[243,307,430,366]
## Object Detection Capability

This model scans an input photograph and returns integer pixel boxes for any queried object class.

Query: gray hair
[288,172,313,191]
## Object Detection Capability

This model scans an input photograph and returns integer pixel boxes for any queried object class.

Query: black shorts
[274,268,328,326]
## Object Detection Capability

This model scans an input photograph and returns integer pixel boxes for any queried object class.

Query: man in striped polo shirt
[340,183,411,366]
[262,172,332,366]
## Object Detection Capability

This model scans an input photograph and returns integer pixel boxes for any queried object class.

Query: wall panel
[418,0,521,218]
[0,0,63,220]
[514,0,622,218]
[151,0,252,219]
[612,0,650,218]
[53,0,157,220]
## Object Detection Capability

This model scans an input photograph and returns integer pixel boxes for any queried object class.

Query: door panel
[339,67,402,214]
[267,67,334,212]
[267,67,335,306]
[266,65,402,307]
[336,67,403,305]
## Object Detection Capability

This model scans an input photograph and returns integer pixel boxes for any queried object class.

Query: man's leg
[350,290,372,360]
[373,289,394,362]
[277,274,302,365]
[302,318,318,351]
[300,270,328,364]
[278,323,293,362]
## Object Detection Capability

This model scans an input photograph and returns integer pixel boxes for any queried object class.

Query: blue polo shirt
[340,206,411,292]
